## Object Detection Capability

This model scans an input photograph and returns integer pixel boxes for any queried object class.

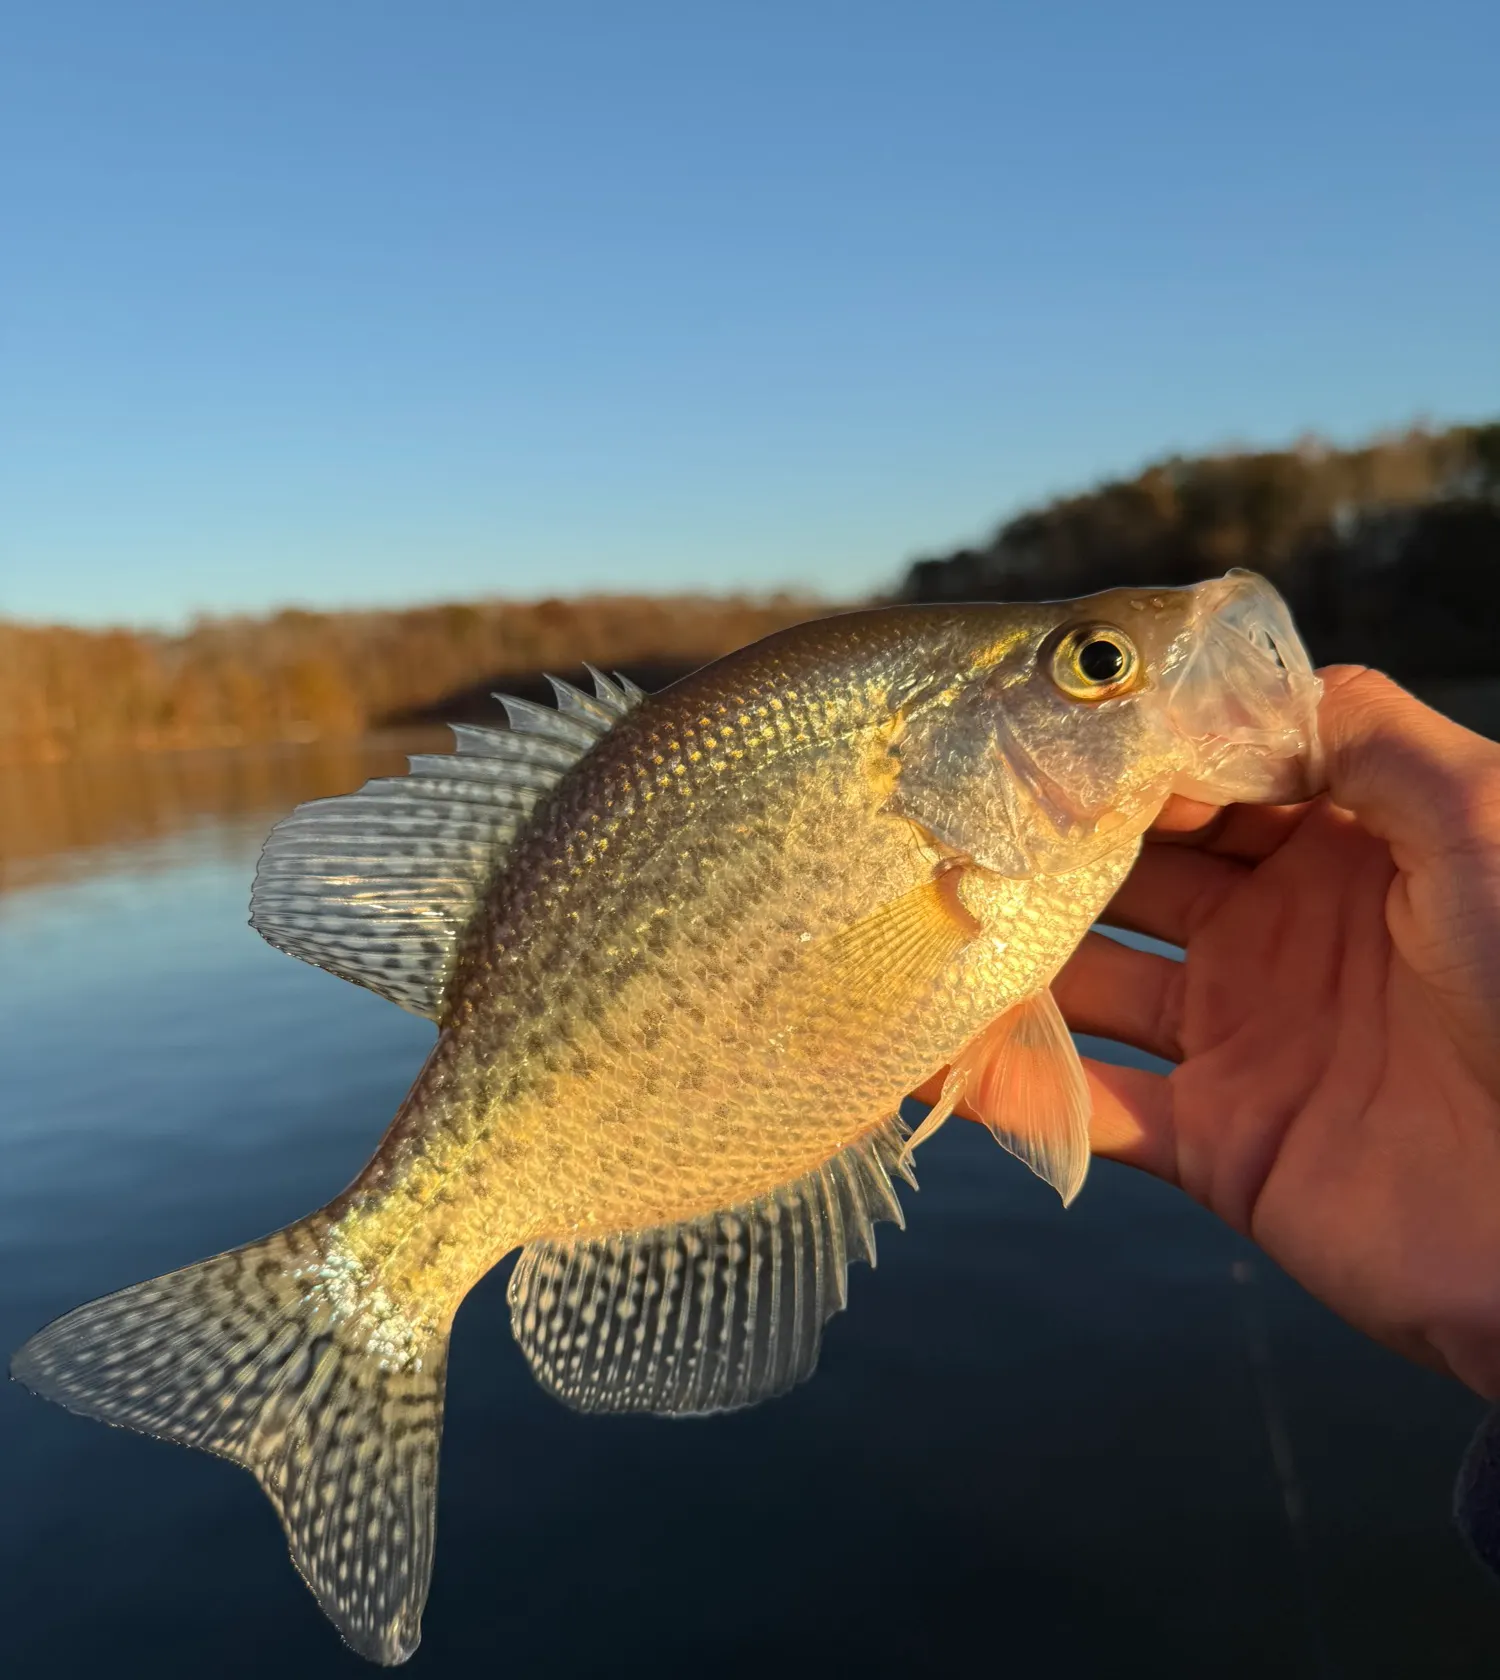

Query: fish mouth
[1163,570,1326,805]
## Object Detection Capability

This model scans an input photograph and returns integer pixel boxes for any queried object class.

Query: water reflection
[3,677,1491,902]
[2,698,1498,1677]
[0,733,445,896]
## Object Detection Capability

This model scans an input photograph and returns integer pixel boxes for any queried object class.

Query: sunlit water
[1,731,1497,1679]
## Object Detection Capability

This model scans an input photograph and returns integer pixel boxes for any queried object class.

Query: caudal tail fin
[9,1221,448,1666]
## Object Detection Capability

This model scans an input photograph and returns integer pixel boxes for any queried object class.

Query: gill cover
[889,570,1323,879]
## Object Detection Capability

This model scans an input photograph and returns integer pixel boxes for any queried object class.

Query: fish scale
[307,685,1111,1468]
[10,575,1324,1666]
[337,621,1071,1283]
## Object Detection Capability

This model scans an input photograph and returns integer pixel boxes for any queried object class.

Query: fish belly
[336,838,1138,1323]
[328,672,1141,1317]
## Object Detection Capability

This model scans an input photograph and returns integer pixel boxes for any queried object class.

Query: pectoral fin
[908,989,1092,1205]
[816,868,980,1014]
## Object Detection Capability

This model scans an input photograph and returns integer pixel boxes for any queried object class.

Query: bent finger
[1101,844,1244,947]
[1085,1058,1178,1184]
[1149,795,1311,863]
[1318,665,1500,863]
[1053,931,1184,1062]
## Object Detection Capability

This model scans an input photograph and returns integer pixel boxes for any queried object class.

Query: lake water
[2,718,1498,1679]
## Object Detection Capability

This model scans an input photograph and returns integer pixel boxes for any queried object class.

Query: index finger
[1316,666,1500,865]
[1148,797,1312,865]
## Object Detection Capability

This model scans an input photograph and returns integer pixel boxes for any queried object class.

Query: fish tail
[10,1217,448,1666]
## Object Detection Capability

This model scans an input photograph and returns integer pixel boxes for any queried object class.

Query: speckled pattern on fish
[10,573,1324,1665]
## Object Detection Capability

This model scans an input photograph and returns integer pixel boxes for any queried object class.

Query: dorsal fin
[249,668,642,1018]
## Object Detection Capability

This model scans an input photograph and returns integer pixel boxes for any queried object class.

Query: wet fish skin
[9,572,1323,1665]
[327,604,1145,1314]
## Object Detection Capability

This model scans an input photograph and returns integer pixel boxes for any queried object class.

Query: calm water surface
[1,728,1497,1679]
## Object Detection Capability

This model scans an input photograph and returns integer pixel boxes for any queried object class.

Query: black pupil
[1078,637,1125,683]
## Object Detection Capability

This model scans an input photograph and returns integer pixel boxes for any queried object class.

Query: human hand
[971,669,1500,1398]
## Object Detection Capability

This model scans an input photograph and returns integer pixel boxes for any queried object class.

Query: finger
[1317,665,1500,864]
[910,1066,948,1110]
[1101,843,1245,947]
[1149,795,1311,863]
[1084,1058,1177,1183]
[1147,794,1224,838]
[1197,803,1313,863]
[1052,931,1184,1062]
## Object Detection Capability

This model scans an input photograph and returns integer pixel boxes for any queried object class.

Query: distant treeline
[0,595,821,765]
[7,419,1499,765]
[905,420,1500,679]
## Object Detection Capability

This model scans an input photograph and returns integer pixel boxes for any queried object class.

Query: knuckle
[1449,763,1500,845]
[1156,959,1188,1058]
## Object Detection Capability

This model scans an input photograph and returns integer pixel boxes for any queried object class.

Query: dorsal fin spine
[250,673,645,1016]
[496,694,600,750]
[583,663,630,712]
[546,673,619,732]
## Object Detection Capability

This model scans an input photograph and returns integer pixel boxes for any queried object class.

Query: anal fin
[507,1119,915,1416]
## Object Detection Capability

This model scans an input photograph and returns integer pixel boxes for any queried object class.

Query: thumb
[1317,666,1500,866]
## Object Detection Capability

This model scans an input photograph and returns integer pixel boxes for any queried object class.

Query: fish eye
[1048,625,1140,700]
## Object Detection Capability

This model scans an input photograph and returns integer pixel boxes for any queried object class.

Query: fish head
[890,569,1324,878]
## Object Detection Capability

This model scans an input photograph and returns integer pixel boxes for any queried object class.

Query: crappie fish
[11,569,1322,1663]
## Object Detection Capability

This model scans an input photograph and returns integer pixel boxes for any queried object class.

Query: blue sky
[3,1,1496,627]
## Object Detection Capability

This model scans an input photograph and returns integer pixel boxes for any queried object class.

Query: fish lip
[1164,570,1326,805]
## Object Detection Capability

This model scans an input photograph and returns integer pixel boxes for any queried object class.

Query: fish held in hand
[10,569,1322,1662]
